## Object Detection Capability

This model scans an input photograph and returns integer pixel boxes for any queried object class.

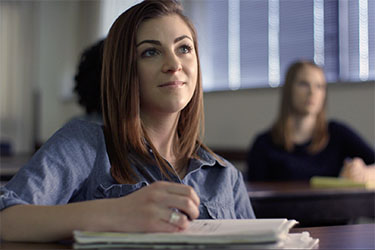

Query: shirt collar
[195,147,228,168]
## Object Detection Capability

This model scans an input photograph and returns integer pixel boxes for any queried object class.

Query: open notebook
[73,219,319,249]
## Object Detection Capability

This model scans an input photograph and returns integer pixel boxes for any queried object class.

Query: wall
[0,2,37,153]
[35,1,102,145]
[0,1,103,153]
[204,81,375,150]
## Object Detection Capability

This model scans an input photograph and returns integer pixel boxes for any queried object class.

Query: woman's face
[291,65,326,116]
[136,14,198,117]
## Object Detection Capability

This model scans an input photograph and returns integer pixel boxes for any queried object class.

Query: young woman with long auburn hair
[1,0,255,243]
[247,61,375,181]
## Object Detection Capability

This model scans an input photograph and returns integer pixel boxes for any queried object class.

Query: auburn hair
[271,61,328,153]
[101,0,214,183]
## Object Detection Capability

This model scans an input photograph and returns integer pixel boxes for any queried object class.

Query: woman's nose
[162,52,182,73]
[307,84,314,95]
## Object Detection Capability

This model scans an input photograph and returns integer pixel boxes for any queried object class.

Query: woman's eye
[141,48,160,58]
[297,81,309,87]
[179,44,193,54]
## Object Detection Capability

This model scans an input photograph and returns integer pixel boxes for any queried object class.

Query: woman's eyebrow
[136,40,161,47]
[136,35,193,47]
[174,35,192,43]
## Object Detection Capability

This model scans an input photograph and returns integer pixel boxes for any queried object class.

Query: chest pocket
[94,181,147,199]
[199,199,236,219]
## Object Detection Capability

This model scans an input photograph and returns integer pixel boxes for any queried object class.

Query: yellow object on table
[310,176,374,189]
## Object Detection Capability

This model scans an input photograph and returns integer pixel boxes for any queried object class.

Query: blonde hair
[271,61,328,153]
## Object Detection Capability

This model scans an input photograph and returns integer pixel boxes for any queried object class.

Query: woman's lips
[158,81,185,87]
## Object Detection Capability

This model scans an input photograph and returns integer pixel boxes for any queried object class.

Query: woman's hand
[106,181,200,233]
[340,157,374,182]
[0,182,199,242]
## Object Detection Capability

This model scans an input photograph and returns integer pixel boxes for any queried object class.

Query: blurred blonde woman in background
[247,61,374,182]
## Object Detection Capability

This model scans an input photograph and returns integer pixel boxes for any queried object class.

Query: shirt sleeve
[0,120,99,211]
[332,121,375,164]
[233,169,256,219]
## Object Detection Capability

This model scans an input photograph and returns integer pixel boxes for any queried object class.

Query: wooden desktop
[247,181,375,227]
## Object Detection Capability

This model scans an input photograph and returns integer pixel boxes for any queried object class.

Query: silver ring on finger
[169,211,181,224]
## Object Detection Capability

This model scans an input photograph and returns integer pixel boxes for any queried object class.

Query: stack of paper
[73,219,319,249]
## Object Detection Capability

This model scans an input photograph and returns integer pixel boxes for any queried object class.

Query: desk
[247,181,375,227]
[292,223,375,249]
[1,224,374,249]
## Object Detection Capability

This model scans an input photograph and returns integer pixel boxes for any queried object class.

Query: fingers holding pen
[165,182,200,207]
[110,181,199,233]
[143,182,199,231]
[149,182,200,220]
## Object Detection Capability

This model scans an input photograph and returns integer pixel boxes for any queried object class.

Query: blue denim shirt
[0,120,255,219]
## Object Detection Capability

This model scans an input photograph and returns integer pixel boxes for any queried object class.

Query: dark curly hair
[74,39,105,114]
